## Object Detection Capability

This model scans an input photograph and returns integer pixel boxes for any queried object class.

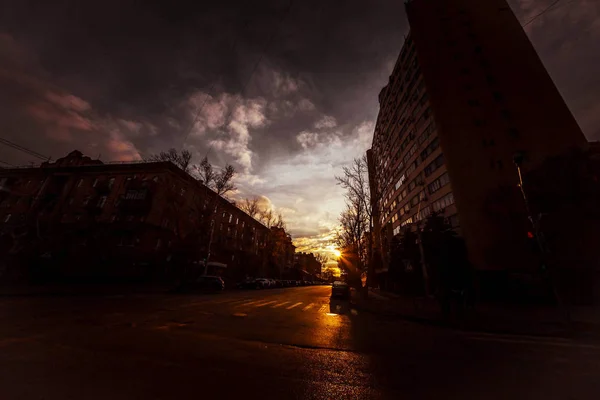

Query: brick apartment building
[368,0,589,291]
[0,150,273,284]
[293,252,321,280]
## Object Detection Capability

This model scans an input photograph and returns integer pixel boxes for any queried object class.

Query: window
[155,239,162,250]
[427,172,450,195]
[97,196,107,208]
[424,154,445,177]
[4,214,11,223]
[77,179,84,187]
[432,192,455,212]
[180,188,186,196]
[420,137,440,161]
[229,214,233,223]
[152,176,159,182]
[126,177,132,182]
[410,196,419,207]
[92,179,99,187]
[108,178,116,189]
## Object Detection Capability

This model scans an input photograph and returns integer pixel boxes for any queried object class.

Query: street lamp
[512,152,570,326]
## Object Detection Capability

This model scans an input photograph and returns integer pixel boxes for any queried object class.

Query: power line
[0,137,50,161]
[0,160,16,167]
[523,0,562,28]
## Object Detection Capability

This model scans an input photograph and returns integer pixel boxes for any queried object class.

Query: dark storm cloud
[0,0,598,247]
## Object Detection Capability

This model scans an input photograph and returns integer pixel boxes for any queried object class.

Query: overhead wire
[0,137,50,161]
[522,0,563,28]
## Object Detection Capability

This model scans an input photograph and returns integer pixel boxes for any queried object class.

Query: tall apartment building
[0,150,271,282]
[368,0,587,277]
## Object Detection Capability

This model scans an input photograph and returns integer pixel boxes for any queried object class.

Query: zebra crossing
[180,296,358,316]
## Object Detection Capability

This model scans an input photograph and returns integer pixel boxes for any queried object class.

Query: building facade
[0,150,271,283]
[368,0,588,280]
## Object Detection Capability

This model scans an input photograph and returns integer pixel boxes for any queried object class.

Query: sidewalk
[0,282,173,297]
[352,287,600,340]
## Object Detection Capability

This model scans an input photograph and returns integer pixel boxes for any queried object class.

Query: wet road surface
[1,285,599,399]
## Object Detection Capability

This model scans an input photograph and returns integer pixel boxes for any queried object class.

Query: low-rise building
[0,150,270,283]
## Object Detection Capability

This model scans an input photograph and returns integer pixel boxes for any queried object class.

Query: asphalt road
[1,285,599,399]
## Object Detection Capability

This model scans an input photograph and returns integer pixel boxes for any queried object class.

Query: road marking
[286,302,303,310]
[302,303,315,311]
[236,300,264,307]
[319,304,328,313]
[253,300,278,307]
[272,302,290,308]
[213,298,243,304]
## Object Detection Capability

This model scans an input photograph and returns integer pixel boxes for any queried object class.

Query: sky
[0,0,598,262]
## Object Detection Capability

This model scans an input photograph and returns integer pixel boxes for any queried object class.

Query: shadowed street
[1,285,599,399]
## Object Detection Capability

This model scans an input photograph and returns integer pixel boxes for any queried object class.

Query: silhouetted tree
[146,148,193,173]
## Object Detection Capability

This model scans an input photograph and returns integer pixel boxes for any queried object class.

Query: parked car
[194,275,225,291]
[331,281,350,299]
[254,278,270,289]
[236,279,262,290]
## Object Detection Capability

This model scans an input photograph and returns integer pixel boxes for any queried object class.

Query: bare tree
[196,156,236,198]
[238,197,262,218]
[274,212,286,230]
[336,155,391,293]
[314,253,329,277]
[146,148,193,173]
[259,209,276,228]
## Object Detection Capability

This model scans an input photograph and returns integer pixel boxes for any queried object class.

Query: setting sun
[333,249,342,258]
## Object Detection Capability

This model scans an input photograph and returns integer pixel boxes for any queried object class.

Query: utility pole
[513,152,571,327]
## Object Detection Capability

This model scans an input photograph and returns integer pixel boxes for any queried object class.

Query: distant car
[331,281,350,299]
[254,278,270,289]
[236,279,262,290]
[194,275,225,291]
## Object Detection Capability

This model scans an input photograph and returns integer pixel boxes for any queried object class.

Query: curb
[351,296,580,340]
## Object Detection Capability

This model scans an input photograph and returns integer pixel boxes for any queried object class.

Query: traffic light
[526,231,539,254]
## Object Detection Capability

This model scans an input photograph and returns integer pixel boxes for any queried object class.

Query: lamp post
[513,152,570,326]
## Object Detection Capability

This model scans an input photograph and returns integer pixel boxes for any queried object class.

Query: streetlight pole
[513,153,571,327]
